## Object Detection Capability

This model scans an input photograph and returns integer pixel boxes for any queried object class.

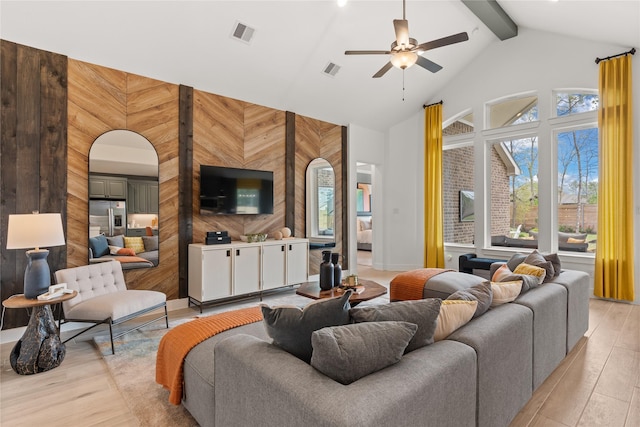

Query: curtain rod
[595,48,635,64]
[423,100,443,109]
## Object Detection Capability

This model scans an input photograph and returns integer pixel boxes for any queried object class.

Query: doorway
[356,163,374,266]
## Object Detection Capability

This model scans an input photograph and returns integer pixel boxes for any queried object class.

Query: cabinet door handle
[289,244,292,251]
[226,250,231,257]
[281,245,285,252]
[236,249,240,256]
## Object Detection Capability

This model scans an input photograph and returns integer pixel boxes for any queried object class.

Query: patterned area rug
[94,319,198,426]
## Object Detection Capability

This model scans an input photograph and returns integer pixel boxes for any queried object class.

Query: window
[487,95,538,129]
[443,145,474,244]
[316,168,335,236]
[490,137,539,249]
[555,92,598,117]
[443,112,474,135]
[556,126,598,253]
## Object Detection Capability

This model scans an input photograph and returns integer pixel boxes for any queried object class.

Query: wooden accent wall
[1,39,349,330]
[0,41,68,329]
[67,59,181,299]
[192,90,287,242]
[294,115,344,275]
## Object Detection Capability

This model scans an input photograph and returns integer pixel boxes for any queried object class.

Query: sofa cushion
[490,281,523,307]
[261,290,352,362]
[89,235,109,258]
[310,321,417,385]
[434,300,477,341]
[523,250,555,282]
[446,281,493,318]
[513,263,546,284]
[349,299,441,352]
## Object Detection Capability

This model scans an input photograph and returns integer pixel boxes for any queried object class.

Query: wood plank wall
[1,40,347,328]
[294,115,344,275]
[191,90,288,243]
[66,59,181,299]
[0,41,68,329]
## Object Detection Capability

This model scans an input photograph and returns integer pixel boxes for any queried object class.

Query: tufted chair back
[56,261,128,314]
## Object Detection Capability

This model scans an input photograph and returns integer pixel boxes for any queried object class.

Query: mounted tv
[200,165,274,215]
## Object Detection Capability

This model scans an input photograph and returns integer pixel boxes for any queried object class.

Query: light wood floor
[1,267,638,427]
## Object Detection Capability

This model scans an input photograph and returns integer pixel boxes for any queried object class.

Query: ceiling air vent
[322,62,341,77]
[231,21,255,44]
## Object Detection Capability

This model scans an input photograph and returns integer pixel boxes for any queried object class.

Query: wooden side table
[296,279,387,306]
[2,291,77,375]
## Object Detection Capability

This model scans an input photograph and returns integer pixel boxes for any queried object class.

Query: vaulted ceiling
[1,1,638,131]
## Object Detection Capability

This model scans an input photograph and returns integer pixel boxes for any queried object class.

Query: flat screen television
[200,165,274,215]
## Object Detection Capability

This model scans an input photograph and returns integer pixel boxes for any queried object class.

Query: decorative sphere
[273,231,283,240]
[281,227,292,238]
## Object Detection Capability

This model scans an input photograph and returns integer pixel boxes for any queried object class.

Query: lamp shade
[6,213,65,250]
[390,51,418,69]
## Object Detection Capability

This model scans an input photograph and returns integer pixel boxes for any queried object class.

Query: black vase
[319,251,334,290]
[331,253,342,287]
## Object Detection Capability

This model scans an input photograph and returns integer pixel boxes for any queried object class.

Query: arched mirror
[306,158,336,249]
[88,130,159,269]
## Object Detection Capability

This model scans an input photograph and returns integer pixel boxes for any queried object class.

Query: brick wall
[490,146,511,237]
[443,146,474,243]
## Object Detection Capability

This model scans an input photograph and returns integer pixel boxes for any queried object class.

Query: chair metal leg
[108,322,115,355]
[164,305,169,329]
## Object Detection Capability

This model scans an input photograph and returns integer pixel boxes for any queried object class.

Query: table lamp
[6,212,66,299]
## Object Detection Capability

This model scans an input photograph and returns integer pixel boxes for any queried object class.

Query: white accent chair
[55,261,168,354]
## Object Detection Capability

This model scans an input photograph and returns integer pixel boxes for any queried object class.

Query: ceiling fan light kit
[345,0,469,78]
[390,51,417,69]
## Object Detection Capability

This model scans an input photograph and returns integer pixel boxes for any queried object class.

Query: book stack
[205,231,231,245]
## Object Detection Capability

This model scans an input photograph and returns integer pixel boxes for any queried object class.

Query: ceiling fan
[345,0,469,78]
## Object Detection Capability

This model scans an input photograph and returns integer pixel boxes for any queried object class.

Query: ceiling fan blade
[393,19,410,47]
[416,32,469,52]
[373,62,394,78]
[416,55,443,73]
[345,50,392,55]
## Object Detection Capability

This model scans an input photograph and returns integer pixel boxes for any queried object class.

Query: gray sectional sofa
[180,263,590,427]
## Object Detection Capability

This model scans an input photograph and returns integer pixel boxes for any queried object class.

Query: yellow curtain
[424,104,444,268]
[594,54,635,301]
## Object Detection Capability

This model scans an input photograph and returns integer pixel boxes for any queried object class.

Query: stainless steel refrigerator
[89,200,127,236]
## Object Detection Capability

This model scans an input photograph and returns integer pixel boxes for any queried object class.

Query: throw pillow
[492,263,513,282]
[142,235,159,252]
[543,252,562,278]
[513,262,546,284]
[108,246,136,256]
[106,235,124,248]
[506,253,527,271]
[89,235,109,258]
[434,300,477,341]
[567,237,585,244]
[490,280,523,307]
[523,250,555,282]
[124,236,145,254]
[446,281,493,318]
[261,290,352,363]
[349,299,441,352]
[310,321,417,385]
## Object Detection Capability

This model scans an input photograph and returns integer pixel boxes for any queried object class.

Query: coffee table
[296,279,387,306]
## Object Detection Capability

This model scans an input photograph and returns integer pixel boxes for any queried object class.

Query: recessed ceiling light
[337,0,348,7]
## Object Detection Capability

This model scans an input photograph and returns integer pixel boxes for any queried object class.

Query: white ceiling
[1,1,638,131]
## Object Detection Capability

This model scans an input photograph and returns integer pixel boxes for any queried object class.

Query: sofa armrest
[214,335,477,427]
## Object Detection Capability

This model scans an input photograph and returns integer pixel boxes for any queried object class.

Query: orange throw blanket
[155,306,264,405]
[390,268,453,301]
